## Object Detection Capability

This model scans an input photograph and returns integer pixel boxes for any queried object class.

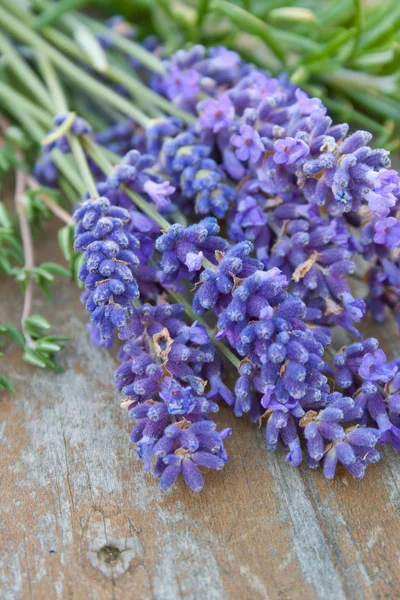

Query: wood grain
[1,222,400,600]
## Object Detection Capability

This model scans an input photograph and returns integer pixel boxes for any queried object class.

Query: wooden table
[1,222,399,600]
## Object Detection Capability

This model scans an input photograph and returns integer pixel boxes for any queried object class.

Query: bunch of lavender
[3,3,400,492]
[46,42,400,487]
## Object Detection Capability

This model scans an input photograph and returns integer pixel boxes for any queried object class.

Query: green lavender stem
[0,5,152,128]
[79,14,167,75]
[0,32,52,110]
[43,23,195,125]
[38,52,99,198]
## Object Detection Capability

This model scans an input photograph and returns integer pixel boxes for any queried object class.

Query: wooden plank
[1,228,400,600]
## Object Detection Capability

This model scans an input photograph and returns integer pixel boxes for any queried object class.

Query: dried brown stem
[14,170,34,346]
[26,174,74,226]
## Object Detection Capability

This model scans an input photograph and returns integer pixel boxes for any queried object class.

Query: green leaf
[24,315,51,331]
[302,28,357,65]
[0,375,14,393]
[33,267,55,283]
[42,335,69,343]
[39,262,71,278]
[23,349,47,368]
[0,325,25,347]
[197,0,211,28]
[35,340,61,353]
[58,225,74,262]
[0,202,12,229]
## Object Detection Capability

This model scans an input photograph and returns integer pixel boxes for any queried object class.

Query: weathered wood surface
[1,223,400,600]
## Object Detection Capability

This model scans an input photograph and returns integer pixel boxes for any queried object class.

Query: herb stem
[0,81,53,128]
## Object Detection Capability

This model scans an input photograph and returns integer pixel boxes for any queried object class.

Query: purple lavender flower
[193,241,263,315]
[155,217,228,286]
[115,303,231,490]
[273,137,309,166]
[230,124,264,163]
[163,66,200,100]
[365,169,400,217]
[197,94,235,133]
[58,40,400,486]
[143,180,176,208]
[373,217,400,247]
[295,89,326,116]
[157,425,232,491]
[358,349,398,382]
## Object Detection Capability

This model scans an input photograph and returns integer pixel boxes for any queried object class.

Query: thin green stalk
[39,54,98,198]
[0,5,152,127]
[68,136,98,197]
[324,68,397,95]
[0,81,52,128]
[213,0,286,65]
[42,25,195,124]
[0,100,44,149]
[32,0,88,30]
[42,112,75,146]
[0,83,85,195]
[52,151,86,195]
[0,32,52,110]
[197,0,211,28]
[36,51,68,113]
[80,14,167,75]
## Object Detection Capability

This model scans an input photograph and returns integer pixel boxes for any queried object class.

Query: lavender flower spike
[74,197,140,340]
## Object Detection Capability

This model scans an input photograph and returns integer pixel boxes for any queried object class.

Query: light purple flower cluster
[34,37,400,490]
